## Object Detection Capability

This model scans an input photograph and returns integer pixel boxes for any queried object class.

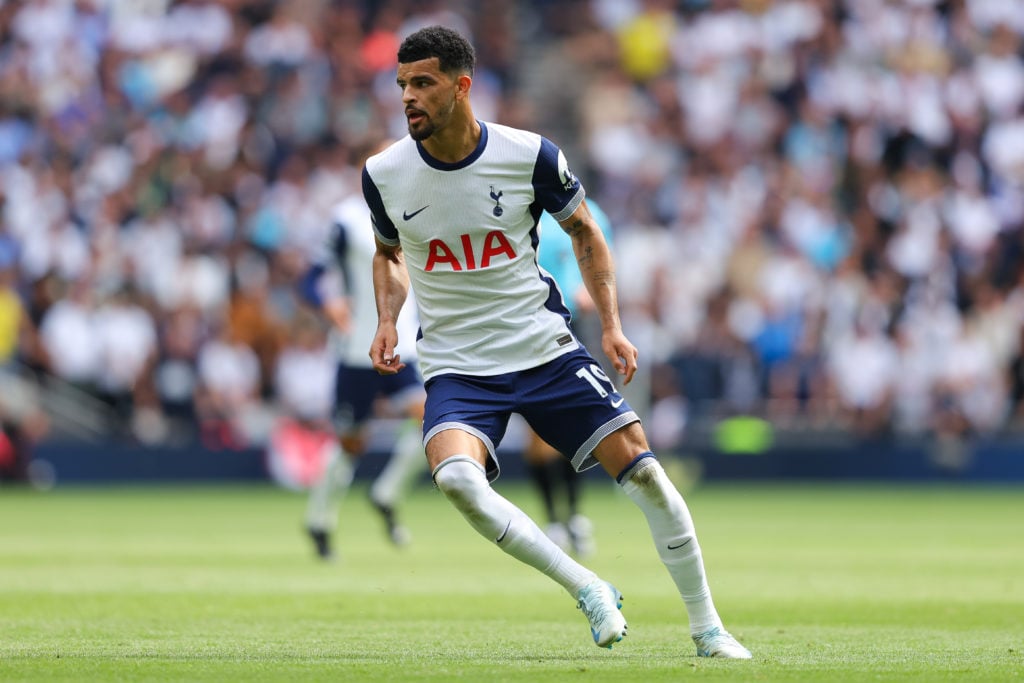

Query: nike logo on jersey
[610,396,625,408]
[667,538,692,550]
[403,206,429,220]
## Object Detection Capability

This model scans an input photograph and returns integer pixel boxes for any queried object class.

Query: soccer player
[362,26,751,658]
[299,170,427,561]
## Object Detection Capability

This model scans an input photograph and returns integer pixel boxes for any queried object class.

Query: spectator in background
[92,283,162,442]
[38,280,101,394]
[225,251,287,398]
[0,244,27,370]
[266,308,337,494]
[827,314,899,438]
[155,303,207,429]
[194,319,261,450]
[0,256,49,483]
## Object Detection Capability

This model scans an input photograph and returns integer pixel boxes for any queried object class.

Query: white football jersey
[362,122,584,380]
[317,194,420,368]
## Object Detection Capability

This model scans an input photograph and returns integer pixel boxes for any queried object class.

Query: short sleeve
[531,137,585,222]
[362,165,399,246]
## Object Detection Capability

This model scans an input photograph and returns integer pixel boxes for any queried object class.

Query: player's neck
[420,110,481,164]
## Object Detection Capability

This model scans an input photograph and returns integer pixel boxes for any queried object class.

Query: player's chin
[408,121,433,141]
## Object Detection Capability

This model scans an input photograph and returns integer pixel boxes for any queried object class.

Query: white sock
[305,442,354,532]
[432,455,597,598]
[620,456,723,634]
[370,419,425,508]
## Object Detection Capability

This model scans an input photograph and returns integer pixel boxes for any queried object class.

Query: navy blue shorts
[423,347,640,481]
[334,362,424,432]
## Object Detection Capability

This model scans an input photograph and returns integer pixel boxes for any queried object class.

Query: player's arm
[370,237,410,375]
[299,222,354,333]
[299,264,353,336]
[558,200,638,384]
[362,162,409,375]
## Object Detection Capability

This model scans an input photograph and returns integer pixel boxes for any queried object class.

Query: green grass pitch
[1,477,1021,682]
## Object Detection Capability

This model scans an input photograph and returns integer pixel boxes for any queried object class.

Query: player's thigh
[422,372,513,480]
[520,348,640,473]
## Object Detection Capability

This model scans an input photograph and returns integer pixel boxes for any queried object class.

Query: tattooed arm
[558,200,638,384]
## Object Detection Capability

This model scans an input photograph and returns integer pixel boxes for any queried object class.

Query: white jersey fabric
[362,122,584,380]
[316,194,419,368]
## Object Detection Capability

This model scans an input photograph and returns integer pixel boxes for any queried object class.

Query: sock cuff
[615,451,657,483]
[431,454,486,483]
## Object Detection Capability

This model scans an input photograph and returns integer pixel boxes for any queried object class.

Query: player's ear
[455,73,472,99]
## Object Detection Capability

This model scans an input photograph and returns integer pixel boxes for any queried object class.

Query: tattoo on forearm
[564,218,584,238]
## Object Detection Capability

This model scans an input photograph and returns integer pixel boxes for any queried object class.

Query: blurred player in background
[299,145,427,561]
[525,201,614,558]
[364,27,750,658]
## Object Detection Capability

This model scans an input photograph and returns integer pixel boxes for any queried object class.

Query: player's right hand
[370,325,405,375]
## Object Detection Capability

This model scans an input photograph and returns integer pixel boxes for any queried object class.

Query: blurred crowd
[0,0,1023,460]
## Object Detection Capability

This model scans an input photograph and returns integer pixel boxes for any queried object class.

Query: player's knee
[622,457,679,511]
[432,456,487,512]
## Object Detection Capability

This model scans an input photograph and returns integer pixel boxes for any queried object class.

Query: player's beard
[408,96,455,141]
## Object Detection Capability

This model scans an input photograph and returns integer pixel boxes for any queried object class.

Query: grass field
[1,479,1022,682]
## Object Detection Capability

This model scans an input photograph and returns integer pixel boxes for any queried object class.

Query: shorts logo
[610,396,625,408]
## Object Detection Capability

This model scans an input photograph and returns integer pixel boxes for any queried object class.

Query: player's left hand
[602,329,638,385]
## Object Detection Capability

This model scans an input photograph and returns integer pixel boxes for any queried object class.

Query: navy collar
[415,121,488,170]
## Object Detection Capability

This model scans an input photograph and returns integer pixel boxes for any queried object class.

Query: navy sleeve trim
[362,166,399,245]
[531,136,585,222]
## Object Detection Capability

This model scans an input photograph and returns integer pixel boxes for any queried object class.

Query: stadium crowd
[1,0,1023,459]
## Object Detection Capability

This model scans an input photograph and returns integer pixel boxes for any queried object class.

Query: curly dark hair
[397,25,475,76]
